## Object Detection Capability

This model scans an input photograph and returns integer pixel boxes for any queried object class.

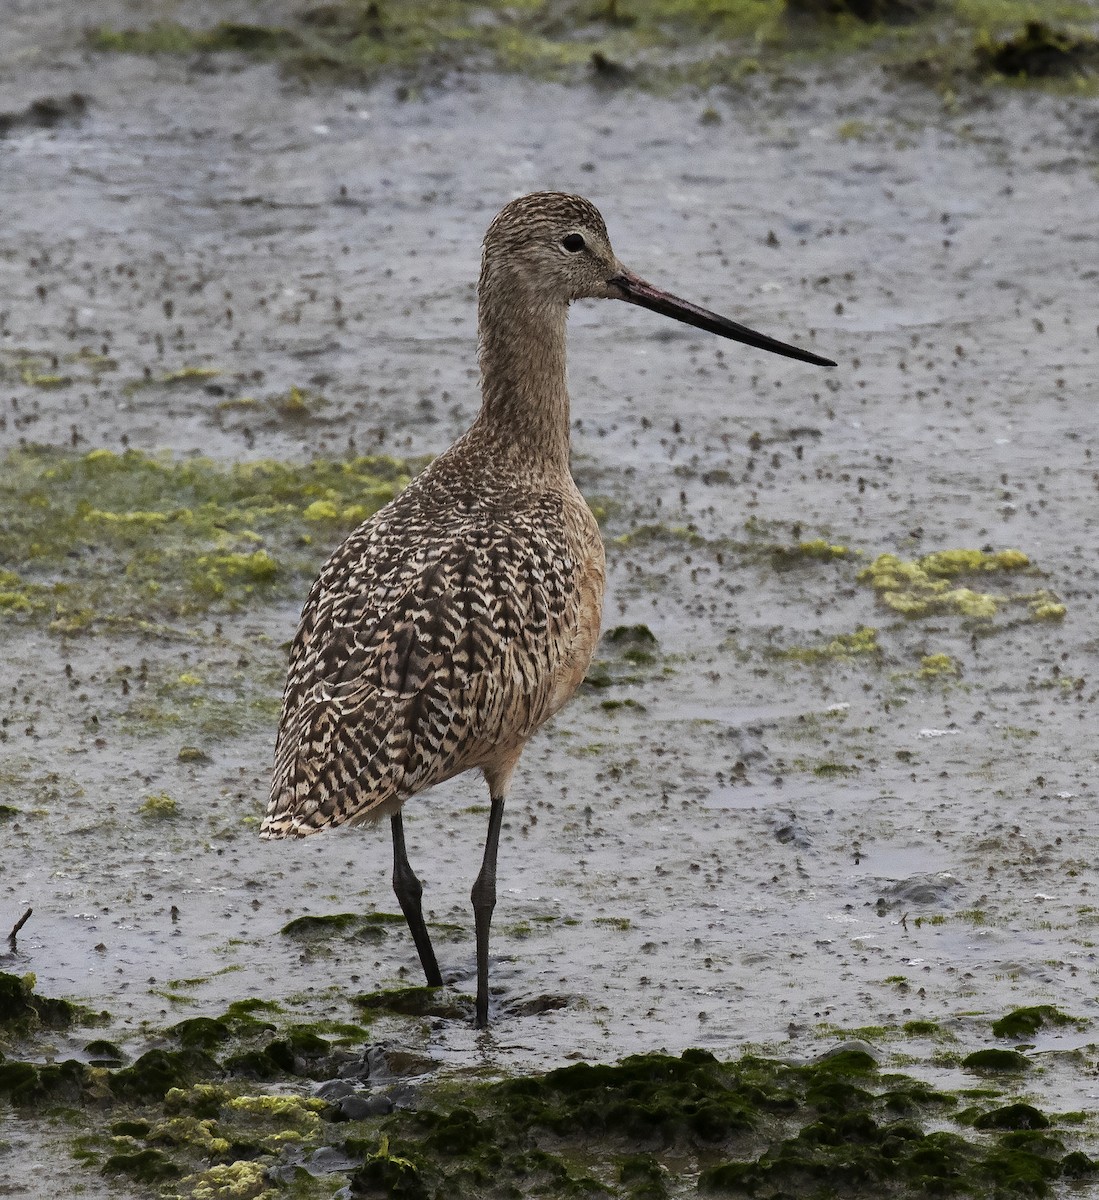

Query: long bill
[608,269,836,368]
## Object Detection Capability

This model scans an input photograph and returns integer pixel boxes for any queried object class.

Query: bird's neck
[469,285,572,477]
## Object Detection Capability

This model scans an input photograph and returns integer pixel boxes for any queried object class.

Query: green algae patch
[992,1005,1084,1040]
[81,0,1099,95]
[962,1048,1031,1073]
[858,548,1062,623]
[777,625,880,663]
[102,1146,181,1184]
[109,1047,221,1101]
[140,791,179,819]
[606,623,659,665]
[0,1056,90,1105]
[0,447,412,632]
[770,537,851,565]
[972,1103,1051,1131]
[976,20,1099,78]
[281,910,405,940]
[7,1029,1096,1198]
[355,986,474,1021]
[613,522,710,549]
[918,652,960,679]
[337,1046,1097,1198]
[1030,598,1067,621]
[586,622,669,688]
[0,971,80,1032]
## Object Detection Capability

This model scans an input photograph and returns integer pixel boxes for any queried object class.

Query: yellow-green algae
[84,0,1099,93]
[771,537,851,564]
[859,548,1064,621]
[777,624,880,662]
[140,792,180,819]
[918,652,960,678]
[0,447,413,633]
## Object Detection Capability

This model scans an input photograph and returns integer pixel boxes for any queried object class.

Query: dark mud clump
[0,93,88,137]
[786,0,933,24]
[976,21,1099,78]
[585,623,663,688]
[91,21,302,56]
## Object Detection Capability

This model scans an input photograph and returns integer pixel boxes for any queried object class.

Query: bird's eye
[561,233,586,253]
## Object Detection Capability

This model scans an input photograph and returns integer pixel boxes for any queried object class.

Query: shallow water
[1,6,1098,1193]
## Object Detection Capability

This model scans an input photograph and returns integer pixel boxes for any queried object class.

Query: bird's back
[262,435,604,838]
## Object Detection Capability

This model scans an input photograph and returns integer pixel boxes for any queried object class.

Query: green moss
[771,537,851,564]
[858,548,1062,622]
[778,625,880,662]
[976,20,1099,77]
[188,1158,278,1199]
[109,1118,151,1137]
[10,1031,1099,1197]
[606,623,658,645]
[0,1056,89,1105]
[75,0,1098,98]
[333,1045,1099,1199]
[972,1103,1051,1130]
[139,791,179,819]
[919,652,959,678]
[1030,599,1067,621]
[222,1024,333,1081]
[109,1047,220,1101]
[159,365,221,385]
[991,1005,1082,1040]
[86,1038,125,1064]
[0,447,411,632]
[585,622,666,688]
[281,910,405,939]
[902,1020,941,1036]
[354,986,474,1021]
[962,1048,1031,1072]
[101,1146,181,1183]
[170,1017,233,1052]
[232,996,284,1014]
[613,522,708,548]
[0,971,79,1030]
[812,760,859,777]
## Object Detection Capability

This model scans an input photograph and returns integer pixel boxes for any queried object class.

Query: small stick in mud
[262,193,835,1028]
[8,907,32,952]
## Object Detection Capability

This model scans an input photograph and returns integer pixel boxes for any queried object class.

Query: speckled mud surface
[2,2,1099,1196]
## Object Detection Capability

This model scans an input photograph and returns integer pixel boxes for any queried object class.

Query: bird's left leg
[471,792,506,1028]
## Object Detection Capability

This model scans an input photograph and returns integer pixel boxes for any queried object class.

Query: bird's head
[481,192,836,367]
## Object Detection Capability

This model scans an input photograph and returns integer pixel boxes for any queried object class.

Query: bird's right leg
[390,811,443,987]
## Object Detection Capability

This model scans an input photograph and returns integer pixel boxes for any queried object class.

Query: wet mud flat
[2,2,1099,1196]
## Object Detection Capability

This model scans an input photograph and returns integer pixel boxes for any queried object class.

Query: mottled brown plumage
[262,193,833,1026]
[265,448,603,835]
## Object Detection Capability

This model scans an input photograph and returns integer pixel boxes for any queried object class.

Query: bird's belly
[546,534,606,719]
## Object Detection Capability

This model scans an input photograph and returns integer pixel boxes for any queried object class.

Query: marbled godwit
[262,193,835,1026]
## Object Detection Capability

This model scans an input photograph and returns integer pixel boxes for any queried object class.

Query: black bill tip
[609,271,837,368]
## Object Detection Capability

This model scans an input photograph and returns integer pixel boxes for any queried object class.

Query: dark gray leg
[471,794,506,1028]
[391,811,442,987]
